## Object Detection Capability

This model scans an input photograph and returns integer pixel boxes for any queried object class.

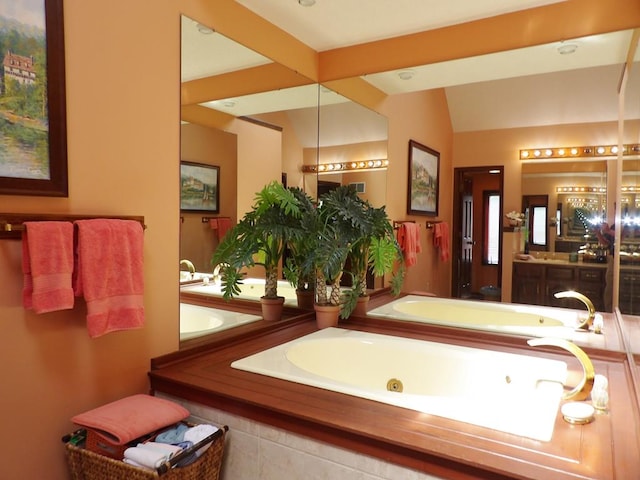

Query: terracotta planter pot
[314,303,340,329]
[295,289,315,310]
[353,295,370,316]
[260,296,285,321]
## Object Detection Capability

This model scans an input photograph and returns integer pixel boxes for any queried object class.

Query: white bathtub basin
[368,295,599,339]
[180,303,261,340]
[181,277,298,305]
[232,328,567,441]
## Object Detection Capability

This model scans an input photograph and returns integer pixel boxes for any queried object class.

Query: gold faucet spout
[527,337,595,401]
[554,290,595,330]
[180,259,196,275]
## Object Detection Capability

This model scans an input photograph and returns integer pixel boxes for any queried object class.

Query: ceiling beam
[181,105,235,131]
[322,78,387,113]
[318,0,640,82]
[181,63,314,106]
[181,0,318,82]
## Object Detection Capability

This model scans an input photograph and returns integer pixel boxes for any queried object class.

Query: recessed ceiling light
[397,70,415,80]
[196,23,214,35]
[298,0,316,6]
[557,43,578,55]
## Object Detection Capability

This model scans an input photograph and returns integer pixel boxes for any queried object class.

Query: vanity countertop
[513,256,607,268]
[513,256,640,271]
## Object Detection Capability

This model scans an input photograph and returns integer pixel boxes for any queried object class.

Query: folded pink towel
[74,219,145,338]
[72,394,189,445]
[22,221,75,314]
[397,223,421,267]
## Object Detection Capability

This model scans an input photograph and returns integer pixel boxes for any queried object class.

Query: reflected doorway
[452,166,504,300]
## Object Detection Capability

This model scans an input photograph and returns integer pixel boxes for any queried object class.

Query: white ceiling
[235,0,567,51]
[183,1,640,135]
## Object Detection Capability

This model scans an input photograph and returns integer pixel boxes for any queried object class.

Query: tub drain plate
[387,378,403,392]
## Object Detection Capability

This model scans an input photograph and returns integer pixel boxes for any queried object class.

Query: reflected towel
[74,219,145,338]
[210,217,232,240]
[433,222,450,262]
[397,223,421,267]
[71,394,189,445]
[22,221,75,313]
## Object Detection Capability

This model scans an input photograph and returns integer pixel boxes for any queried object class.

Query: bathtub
[180,303,261,340]
[368,295,602,339]
[181,277,298,305]
[232,328,567,442]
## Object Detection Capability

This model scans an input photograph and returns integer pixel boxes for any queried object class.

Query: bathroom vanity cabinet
[512,260,606,311]
[619,268,640,315]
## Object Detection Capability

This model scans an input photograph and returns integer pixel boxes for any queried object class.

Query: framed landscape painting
[407,140,440,216]
[180,161,220,213]
[0,0,68,196]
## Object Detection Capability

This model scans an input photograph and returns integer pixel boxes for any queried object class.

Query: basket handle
[155,425,227,475]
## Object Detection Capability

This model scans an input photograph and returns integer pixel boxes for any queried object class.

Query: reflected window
[483,191,500,265]
[531,206,547,246]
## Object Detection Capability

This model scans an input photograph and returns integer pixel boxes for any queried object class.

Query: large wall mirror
[179,10,639,343]
[179,15,388,343]
[620,58,640,315]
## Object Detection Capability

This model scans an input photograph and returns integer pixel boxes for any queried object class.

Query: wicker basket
[65,425,227,480]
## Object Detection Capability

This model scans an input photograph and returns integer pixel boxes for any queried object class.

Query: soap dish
[561,402,595,425]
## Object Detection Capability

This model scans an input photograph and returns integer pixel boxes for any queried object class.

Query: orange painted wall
[381,89,453,296]
[0,1,180,478]
[180,124,238,272]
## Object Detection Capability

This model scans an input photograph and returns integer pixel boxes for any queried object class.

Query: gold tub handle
[527,337,595,401]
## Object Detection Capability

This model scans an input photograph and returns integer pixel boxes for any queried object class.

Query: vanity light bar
[520,144,640,159]
[556,186,607,193]
[557,185,640,194]
[302,159,389,174]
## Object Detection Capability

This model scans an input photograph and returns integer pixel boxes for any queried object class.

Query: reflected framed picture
[407,140,440,216]
[0,0,68,196]
[180,161,220,213]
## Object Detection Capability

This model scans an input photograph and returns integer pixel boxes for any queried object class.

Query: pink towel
[433,222,450,262]
[397,223,421,267]
[72,394,189,445]
[22,221,75,313]
[210,217,232,239]
[74,219,144,338]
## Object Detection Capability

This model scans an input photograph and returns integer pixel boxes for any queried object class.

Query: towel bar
[0,213,146,239]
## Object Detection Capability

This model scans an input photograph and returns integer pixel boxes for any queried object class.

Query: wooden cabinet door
[578,268,605,312]
[546,266,576,307]
[512,264,544,305]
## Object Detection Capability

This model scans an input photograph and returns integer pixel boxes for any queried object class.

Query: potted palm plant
[283,187,318,309]
[211,181,304,321]
[342,202,405,317]
[312,185,405,325]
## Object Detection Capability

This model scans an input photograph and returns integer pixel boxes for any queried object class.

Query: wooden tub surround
[151,303,640,479]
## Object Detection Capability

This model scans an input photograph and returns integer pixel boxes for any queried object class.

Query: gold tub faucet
[554,290,595,330]
[527,337,595,401]
[180,259,196,276]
